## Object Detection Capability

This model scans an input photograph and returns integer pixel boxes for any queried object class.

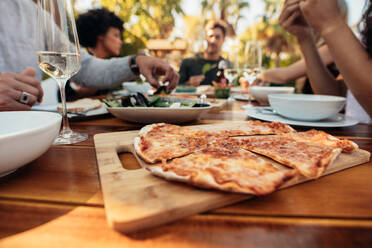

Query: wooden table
[1,100,371,248]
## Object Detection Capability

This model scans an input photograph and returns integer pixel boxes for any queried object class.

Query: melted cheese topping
[239,136,342,178]
[136,123,215,163]
[148,146,296,195]
[214,120,295,137]
[279,130,358,152]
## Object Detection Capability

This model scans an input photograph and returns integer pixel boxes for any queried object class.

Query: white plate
[32,104,108,118]
[244,106,358,127]
[232,94,250,101]
[106,97,212,124]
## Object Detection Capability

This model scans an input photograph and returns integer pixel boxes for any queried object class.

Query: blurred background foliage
[72,0,303,69]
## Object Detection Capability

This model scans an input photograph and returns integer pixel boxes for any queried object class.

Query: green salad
[103,93,210,108]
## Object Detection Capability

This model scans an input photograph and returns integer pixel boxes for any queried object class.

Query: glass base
[53,129,88,145]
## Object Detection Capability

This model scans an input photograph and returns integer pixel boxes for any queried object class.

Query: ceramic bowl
[250,86,295,105]
[268,94,346,121]
[0,111,61,177]
[122,82,152,95]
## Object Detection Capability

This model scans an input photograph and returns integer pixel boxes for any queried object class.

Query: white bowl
[0,111,61,177]
[268,94,346,121]
[122,82,152,94]
[250,86,295,105]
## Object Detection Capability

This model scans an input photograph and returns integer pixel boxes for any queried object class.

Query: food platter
[105,96,212,124]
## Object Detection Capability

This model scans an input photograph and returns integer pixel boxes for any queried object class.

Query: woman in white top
[279,0,372,124]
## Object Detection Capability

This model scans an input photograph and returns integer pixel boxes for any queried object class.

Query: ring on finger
[18,91,32,105]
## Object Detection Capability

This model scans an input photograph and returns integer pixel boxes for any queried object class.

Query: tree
[201,0,249,36]
[183,15,205,55]
[99,0,184,54]
[101,0,183,39]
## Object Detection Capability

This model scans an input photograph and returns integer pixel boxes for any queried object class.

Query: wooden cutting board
[94,123,370,233]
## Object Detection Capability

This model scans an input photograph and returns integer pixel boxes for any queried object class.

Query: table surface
[1,99,371,248]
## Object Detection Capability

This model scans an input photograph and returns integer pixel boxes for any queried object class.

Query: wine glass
[241,41,262,108]
[224,40,240,87]
[224,68,239,86]
[37,0,87,144]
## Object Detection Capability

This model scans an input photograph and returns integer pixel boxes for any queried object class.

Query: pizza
[146,138,297,195]
[278,130,358,153]
[134,123,220,163]
[134,122,354,194]
[212,120,295,137]
[238,135,342,179]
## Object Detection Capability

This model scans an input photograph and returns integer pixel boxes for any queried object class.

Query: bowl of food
[103,93,212,124]
[122,82,152,95]
[0,111,61,177]
[268,94,346,121]
[250,86,295,105]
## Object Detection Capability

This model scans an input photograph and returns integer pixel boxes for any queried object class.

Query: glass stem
[57,78,71,134]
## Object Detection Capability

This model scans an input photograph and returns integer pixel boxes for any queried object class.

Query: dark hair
[205,20,227,37]
[360,0,372,56]
[76,8,124,48]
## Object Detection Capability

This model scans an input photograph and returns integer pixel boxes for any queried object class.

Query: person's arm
[72,52,134,89]
[300,0,372,117]
[297,36,342,95]
[260,45,334,83]
[73,52,179,93]
[277,0,343,95]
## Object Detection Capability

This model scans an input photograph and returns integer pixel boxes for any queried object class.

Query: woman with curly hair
[76,8,124,58]
[279,0,372,124]
[65,8,124,99]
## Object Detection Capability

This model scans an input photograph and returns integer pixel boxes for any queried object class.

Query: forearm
[321,23,372,117]
[72,53,136,89]
[261,68,292,83]
[298,36,341,95]
[262,46,334,83]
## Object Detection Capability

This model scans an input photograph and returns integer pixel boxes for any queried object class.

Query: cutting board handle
[115,139,146,169]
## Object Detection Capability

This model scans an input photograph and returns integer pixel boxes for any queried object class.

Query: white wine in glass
[242,41,262,107]
[224,68,239,86]
[37,0,87,145]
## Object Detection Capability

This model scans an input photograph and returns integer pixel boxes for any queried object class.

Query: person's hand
[299,0,344,36]
[186,75,205,87]
[279,0,312,40]
[252,77,269,87]
[135,55,179,93]
[0,67,43,111]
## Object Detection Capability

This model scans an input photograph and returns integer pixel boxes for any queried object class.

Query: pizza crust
[134,123,167,163]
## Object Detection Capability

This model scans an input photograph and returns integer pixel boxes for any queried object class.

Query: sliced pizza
[238,135,342,179]
[278,129,358,153]
[213,120,296,137]
[134,123,219,164]
[146,139,297,195]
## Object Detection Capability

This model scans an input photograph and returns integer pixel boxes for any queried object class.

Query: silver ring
[19,91,32,105]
